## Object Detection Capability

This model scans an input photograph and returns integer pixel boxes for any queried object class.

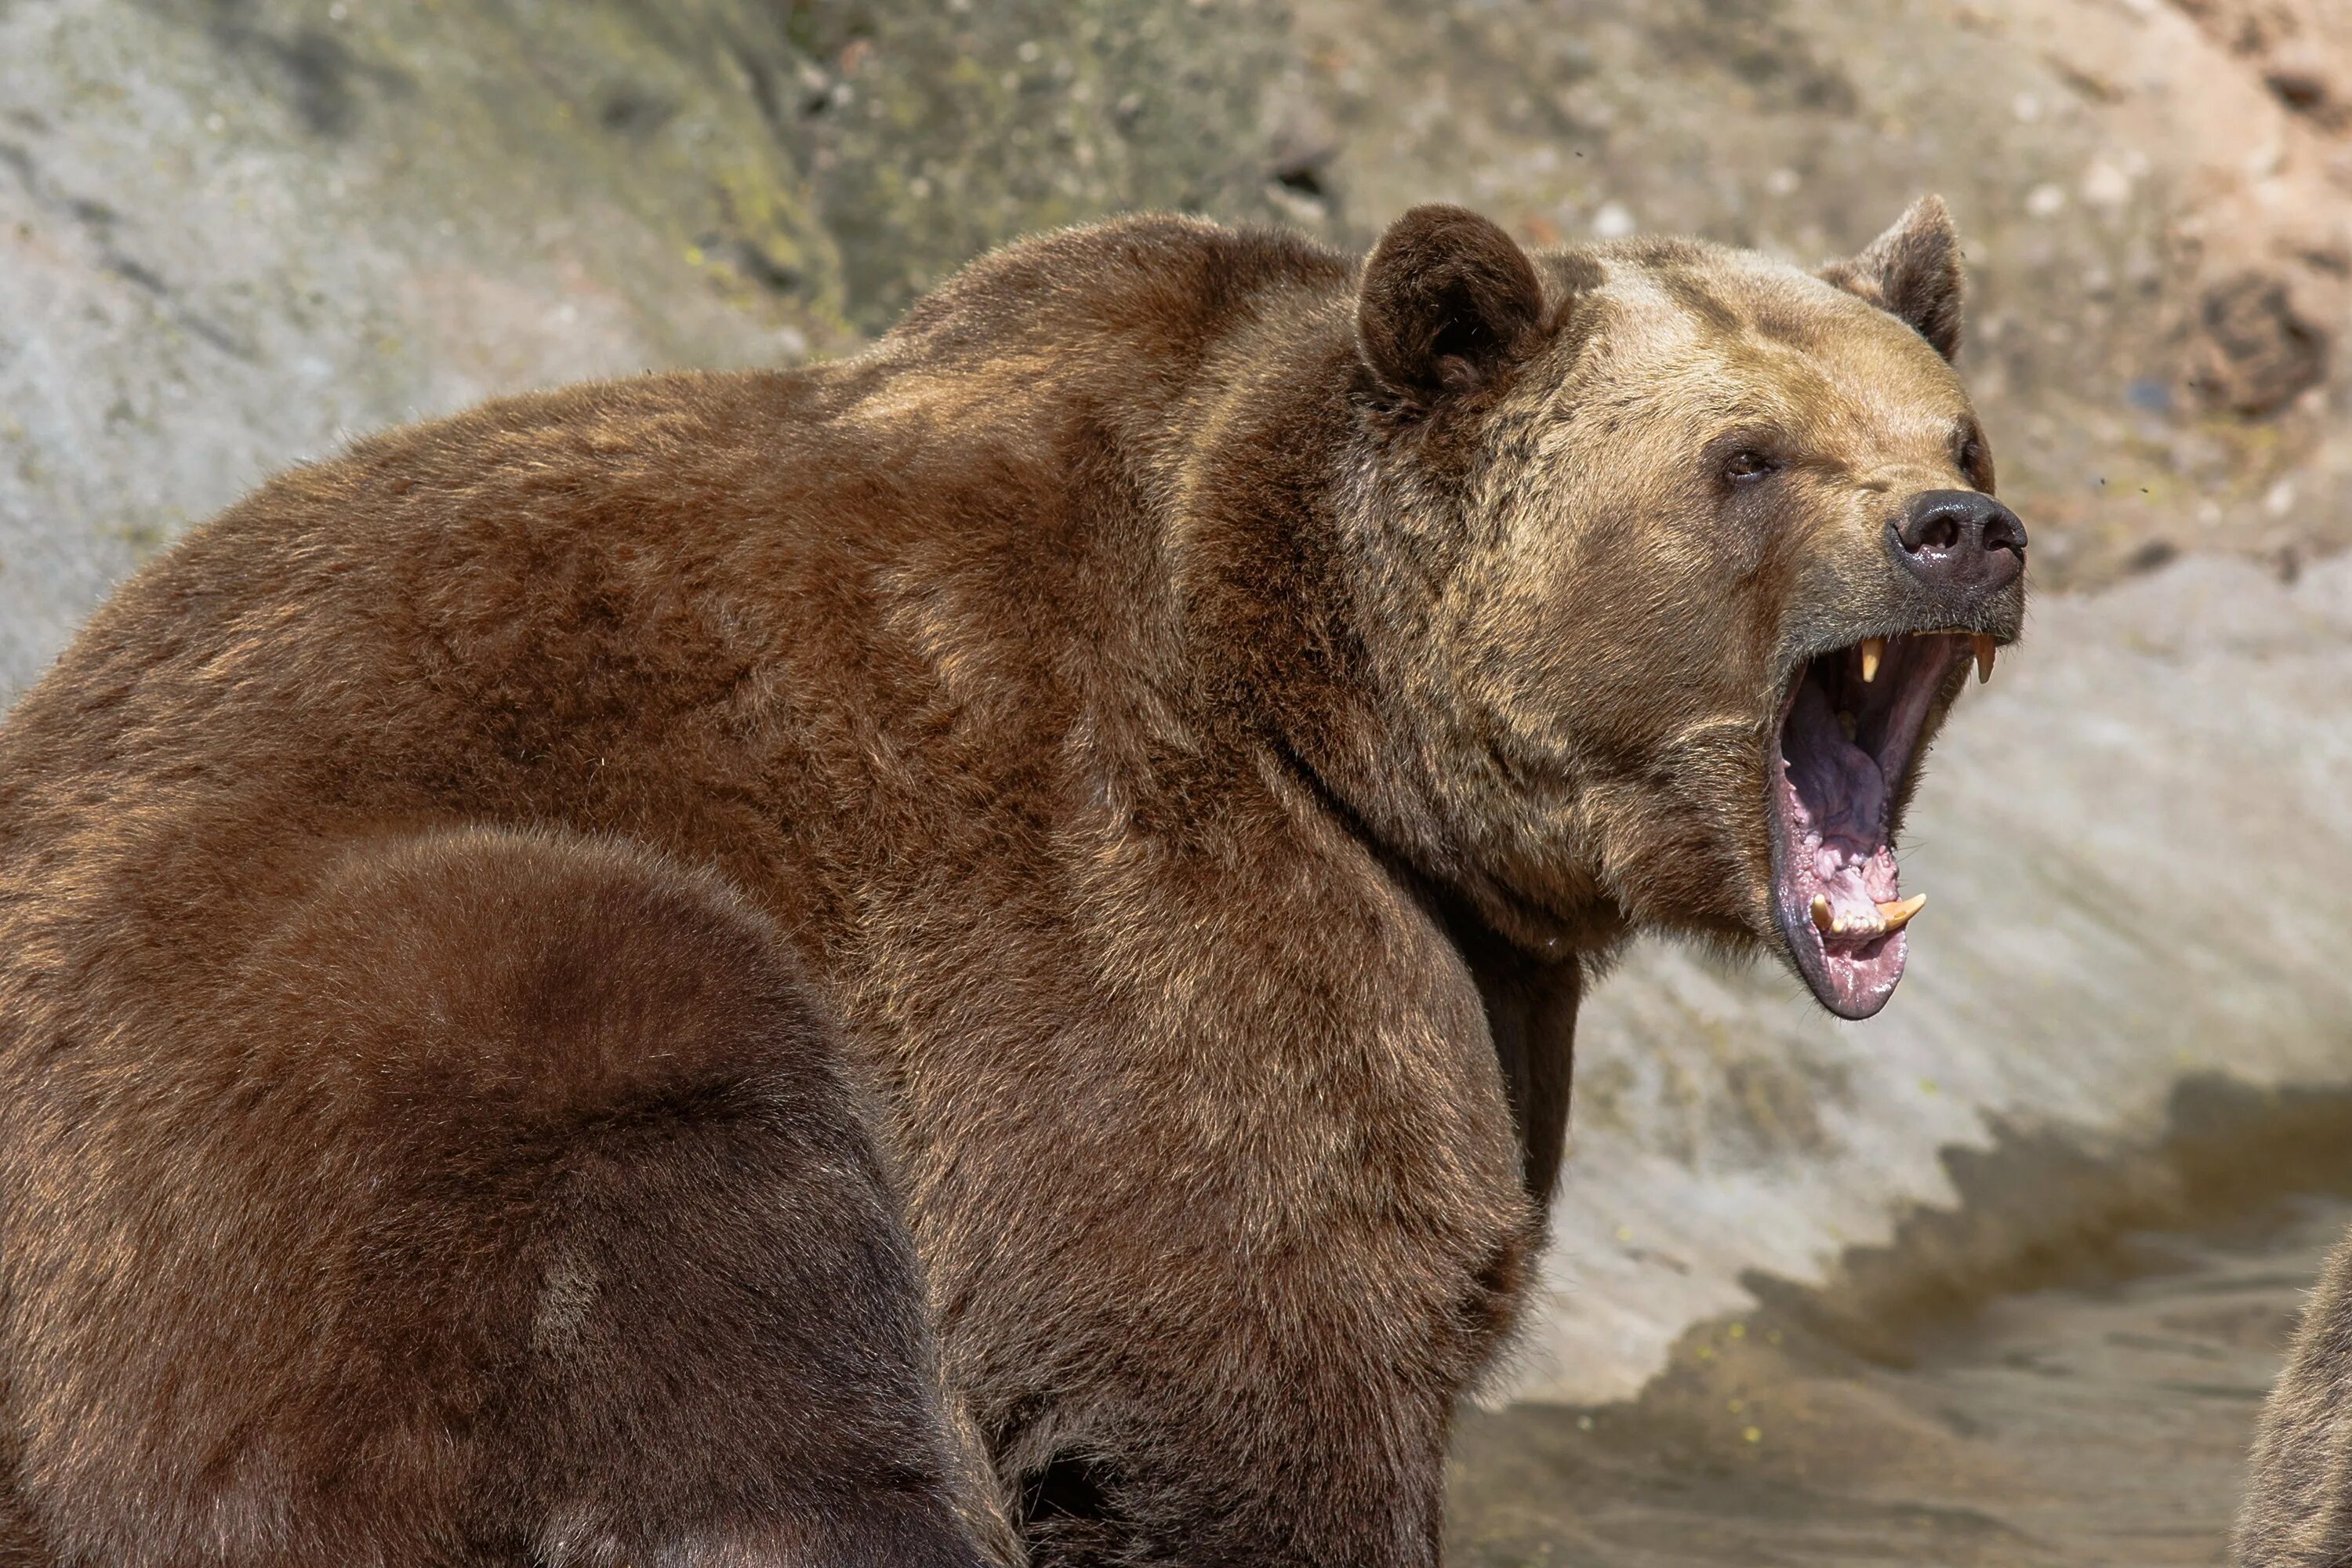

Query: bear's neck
[1163,309,1621,966]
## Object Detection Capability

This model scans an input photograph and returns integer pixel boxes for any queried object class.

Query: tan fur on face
[1330,237,1991,953]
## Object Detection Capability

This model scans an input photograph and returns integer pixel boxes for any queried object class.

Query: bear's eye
[1722,449,1779,485]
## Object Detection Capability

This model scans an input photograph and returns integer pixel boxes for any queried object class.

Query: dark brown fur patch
[1356,204,1552,404]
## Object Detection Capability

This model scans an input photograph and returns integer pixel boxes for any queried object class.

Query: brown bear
[0,196,2024,1565]
[2238,1229,2352,1565]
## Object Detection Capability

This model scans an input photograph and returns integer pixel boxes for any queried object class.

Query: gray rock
[0,0,1335,702]
[0,0,835,702]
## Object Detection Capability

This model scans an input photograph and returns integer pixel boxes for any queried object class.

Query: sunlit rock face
[0,0,1314,705]
[0,1,815,704]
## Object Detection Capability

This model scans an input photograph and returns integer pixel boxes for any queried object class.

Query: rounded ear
[1817,195,1964,361]
[1356,205,1548,405]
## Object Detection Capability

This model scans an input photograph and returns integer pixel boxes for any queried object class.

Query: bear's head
[1316,198,2024,1020]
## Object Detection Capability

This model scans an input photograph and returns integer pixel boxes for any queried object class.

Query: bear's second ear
[1817,195,1964,361]
[1356,205,1548,406]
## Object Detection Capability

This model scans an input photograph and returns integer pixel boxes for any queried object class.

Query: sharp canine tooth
[1811,895,1835,934]
[1876,894,1927,931]
[1860,637,1884,684]
[1973,633,1995,684]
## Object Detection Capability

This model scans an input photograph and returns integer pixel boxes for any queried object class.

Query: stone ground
[1450,1080,2352,1566]
[1450,1193,2336,1566]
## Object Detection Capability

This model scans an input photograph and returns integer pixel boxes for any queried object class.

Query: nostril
[1892,489,2028,590]
[1896,489,2025,561]
[1895,494,1972,556]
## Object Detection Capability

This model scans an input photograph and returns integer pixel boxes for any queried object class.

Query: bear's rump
[0,825,987,1566]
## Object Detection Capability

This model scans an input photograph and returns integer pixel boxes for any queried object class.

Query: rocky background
[6,0,2352,1533]
[9,0,2351,700]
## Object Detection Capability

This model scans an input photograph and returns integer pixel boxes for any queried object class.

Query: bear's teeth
[1859,637,1884,684]
[1973,633,1996,684]
[1876,894,1926,931]
[1812,892,1922,941]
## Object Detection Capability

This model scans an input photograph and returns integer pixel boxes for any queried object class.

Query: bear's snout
[1886,488,2028,598]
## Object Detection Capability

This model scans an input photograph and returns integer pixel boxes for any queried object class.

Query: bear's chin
[1766,630,1973,1020]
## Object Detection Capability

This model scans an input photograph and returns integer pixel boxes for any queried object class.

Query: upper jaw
[1762,618,2014,1018]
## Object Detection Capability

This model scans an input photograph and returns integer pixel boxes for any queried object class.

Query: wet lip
[1767,630,1991,1019]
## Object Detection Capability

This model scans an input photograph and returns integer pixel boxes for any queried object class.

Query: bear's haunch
[0,828,985,1566]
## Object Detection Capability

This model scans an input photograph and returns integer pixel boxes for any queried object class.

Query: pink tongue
[1786,680,1900,942]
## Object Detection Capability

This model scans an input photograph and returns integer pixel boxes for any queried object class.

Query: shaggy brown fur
[2239,1229,2352,1565]
[0,198,2019,1565]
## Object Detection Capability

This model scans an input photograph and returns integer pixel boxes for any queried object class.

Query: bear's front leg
[931,997,1539,1568]
[985,1197,1537,1567]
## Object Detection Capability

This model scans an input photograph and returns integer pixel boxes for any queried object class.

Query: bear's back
[0,215,1352,1081]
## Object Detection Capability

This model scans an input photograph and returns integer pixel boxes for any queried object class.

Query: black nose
[1889,489,2027,594]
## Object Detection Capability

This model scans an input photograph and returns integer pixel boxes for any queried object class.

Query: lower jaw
[1766,633,1969,1019]
[1784,918,1909,1018]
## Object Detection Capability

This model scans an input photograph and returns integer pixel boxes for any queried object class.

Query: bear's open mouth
[1767,630,1989,1019]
